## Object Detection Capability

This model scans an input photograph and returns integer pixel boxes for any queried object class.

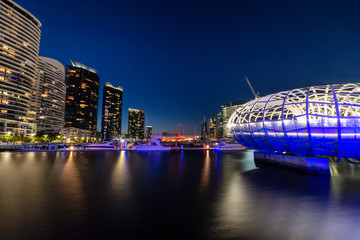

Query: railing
[0,143,69,151]
[0,143,22,150]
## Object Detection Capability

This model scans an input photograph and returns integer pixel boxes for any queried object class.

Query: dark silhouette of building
[64,60,99,132]
[128,108,145,140]
[201,121,208,140]
[208,118,217,139]
[101,82,123,140]
[146,126,152,141]
[216,112,223,139]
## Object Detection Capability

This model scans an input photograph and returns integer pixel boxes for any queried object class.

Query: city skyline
[15,0,360,134]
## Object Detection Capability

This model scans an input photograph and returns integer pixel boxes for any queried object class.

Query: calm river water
[0,150,360,240]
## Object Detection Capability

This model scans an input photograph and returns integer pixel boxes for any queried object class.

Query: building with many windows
[60,127,91,143]
[221,100,248,138]
[128,108,145,140]
[64,60,99,132]
[146,126,152,141]
[208,118,217,139]
[101,82,123,140]
[216,112,223,139]
[37,56,66,131]
[0,0,41,135]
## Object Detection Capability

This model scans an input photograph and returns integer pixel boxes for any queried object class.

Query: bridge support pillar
[254,151,330,175]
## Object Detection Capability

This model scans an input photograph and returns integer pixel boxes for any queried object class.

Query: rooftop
[105,82,123,91]
[4,0,41,27]
[70,59,98,74]
[222,100,249,108]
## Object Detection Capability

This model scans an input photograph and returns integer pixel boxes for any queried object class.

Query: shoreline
[12,147,218,152]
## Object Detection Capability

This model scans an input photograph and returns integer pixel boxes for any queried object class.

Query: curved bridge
[228,83,360,161]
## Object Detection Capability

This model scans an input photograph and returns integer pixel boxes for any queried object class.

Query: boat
[213,141,247,151]
[133,139,170,151]
[85,141,118,149]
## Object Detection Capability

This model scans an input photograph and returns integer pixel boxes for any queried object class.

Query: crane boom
[245,75,259,99]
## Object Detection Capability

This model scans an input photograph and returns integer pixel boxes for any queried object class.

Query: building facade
[60,127,91,143]
[208,118,217,139]
[221,100,248,138]
[200,121,208,140]
[128,108,145,140]
[37,57,66,131]
[146,126,152,141]
[216,112,223,139]
[0,0,41,135]
[101,82,123,140]
[65,60,99,132]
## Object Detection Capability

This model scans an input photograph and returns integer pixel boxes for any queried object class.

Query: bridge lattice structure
[228,83,360,162]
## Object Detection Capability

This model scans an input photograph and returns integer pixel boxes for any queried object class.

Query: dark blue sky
[17,0,360,135]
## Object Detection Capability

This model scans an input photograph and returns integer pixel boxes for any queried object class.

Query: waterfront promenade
[0,143,217,152]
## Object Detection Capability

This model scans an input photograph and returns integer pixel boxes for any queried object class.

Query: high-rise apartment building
[37,57,66,131]
[208,118,217,139]
[128,108,145,140]
[221,100,248,138]
[0,0,41,135]
[65,60,99,132]
[146,126,152,141]
[216,112,223,139]
[101,82,123,140]
[201,121,208,140]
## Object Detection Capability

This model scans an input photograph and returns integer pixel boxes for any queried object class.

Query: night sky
[16,0,360,135]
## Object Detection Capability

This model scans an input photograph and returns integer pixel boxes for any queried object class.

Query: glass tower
[128,108,145,140]
[101,82,123,140]
[146,126,152,141]
[65,60,99,132]
[208,118,217,139]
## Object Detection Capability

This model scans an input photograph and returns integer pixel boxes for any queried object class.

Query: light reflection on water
[200,150,211,191]
[0,150,360,239]
[111,151,131,201]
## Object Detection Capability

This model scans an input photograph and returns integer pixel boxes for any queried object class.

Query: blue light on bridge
[228,83,360,159]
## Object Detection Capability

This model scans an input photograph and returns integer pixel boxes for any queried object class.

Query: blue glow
[229,83,360,159]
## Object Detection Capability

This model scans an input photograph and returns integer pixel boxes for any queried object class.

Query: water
[0,150,360,240]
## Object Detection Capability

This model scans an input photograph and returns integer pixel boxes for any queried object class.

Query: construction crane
[245,75,259,99]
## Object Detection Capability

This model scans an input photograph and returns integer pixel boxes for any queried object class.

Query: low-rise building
[60,127,92,143]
